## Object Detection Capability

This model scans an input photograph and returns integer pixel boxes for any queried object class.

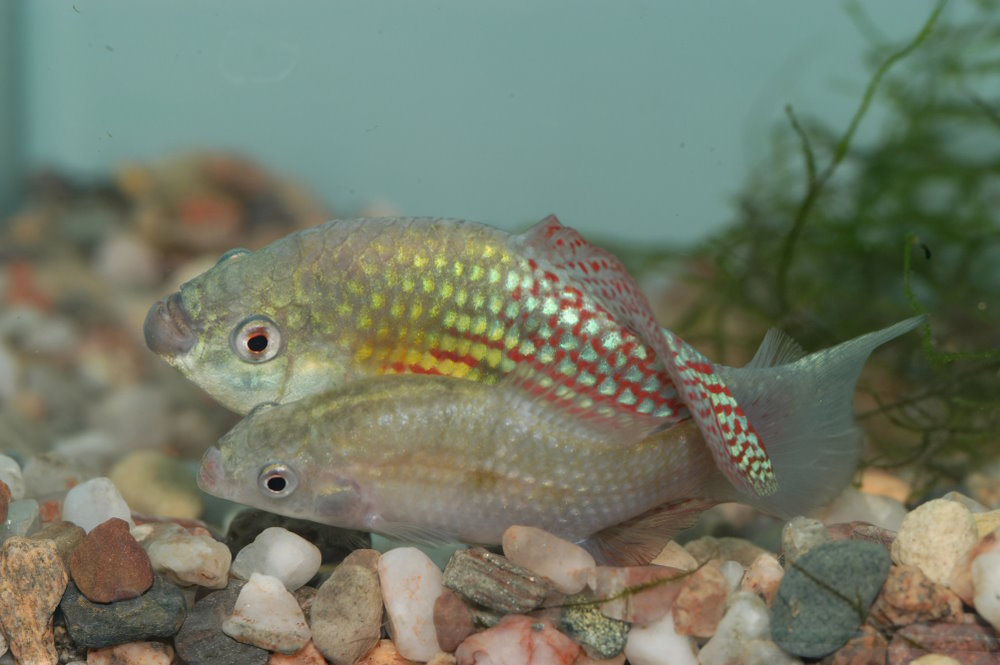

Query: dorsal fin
[747,328,806,368]
[518,215,778,498]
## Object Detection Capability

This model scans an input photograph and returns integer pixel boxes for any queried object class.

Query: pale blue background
[3,1,948,245]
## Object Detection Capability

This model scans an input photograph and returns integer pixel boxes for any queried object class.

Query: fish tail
[706,315,925,517]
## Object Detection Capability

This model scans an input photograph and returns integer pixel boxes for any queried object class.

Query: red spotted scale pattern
[520,216,777,497]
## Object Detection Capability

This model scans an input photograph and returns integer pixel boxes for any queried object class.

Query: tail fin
[706,316,925,517]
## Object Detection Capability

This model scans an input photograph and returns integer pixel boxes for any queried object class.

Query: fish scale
[336,219,687,433]
[516,216,776,496]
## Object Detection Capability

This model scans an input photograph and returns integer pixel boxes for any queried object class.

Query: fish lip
[197,446,224,494]
[143,292,198,357]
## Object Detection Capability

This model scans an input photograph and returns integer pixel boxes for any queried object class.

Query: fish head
[198,401,369,528]
[144,244,340,414]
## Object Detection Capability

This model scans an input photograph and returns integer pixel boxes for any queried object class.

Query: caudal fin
[707,316,925,517]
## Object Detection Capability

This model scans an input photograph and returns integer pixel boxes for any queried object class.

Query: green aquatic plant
[616,0,999,499]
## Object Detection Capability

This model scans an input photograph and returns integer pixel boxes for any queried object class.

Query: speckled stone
[887,622,999,664]
[70,517,153,603]
[59,576,186,648]
[0,536,69,665]
[173,582,269,665]
[890,498,978,586]
[29,520,85,570]
[560,598,630,659]
[868,564,964,627]
[671,563,728,638]
[311,549,383,665]
[821,624,888,665]
[770,540,891,659]
[442,546,552,614]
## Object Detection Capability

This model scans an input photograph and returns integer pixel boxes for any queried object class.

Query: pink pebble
[585,565,687,625]
[502,526,595,594]
[455,615,579,665]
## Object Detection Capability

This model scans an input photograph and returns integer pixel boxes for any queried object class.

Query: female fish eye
[216,247,251,266]
[231,316,283,363]
[258,463,298,498]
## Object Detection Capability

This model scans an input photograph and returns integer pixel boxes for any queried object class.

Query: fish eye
[258,463,298,498]
[231,316,283,363]
[216,247,250,266]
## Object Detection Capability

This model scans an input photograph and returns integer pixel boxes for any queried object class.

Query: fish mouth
[143,292,198,358]
[197,446,224,495]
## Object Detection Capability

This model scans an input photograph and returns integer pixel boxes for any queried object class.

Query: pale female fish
[149,215,873,498]
[199,317,921,563]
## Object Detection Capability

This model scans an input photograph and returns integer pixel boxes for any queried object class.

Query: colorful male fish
[145,215,922,562]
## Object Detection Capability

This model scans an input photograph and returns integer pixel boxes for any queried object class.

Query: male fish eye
[258,463,298,498]
[230,316,283,363]
[215,247,250,266]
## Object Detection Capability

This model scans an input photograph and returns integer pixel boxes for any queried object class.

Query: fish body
[199,376,714,558]
[199,317,924,563]
[147,216,785,496]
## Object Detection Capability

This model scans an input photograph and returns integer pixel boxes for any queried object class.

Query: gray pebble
[60,575,186,648]
[173,581,269,665]
[770,540,890,658]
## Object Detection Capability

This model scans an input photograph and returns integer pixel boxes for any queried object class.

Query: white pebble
[378,547,443,662]
[61,477,133,533]
[134,522,231,589]
[0,499,39,538]
[0,454,25,500]
[972,550,1000,631]
[718,560,745,593]
[624,610,698,665]
[230,526,321,591]
[781,516,831,564]
[502,525,596,594]
[698,591,771,665]
[891,498,979,585]
[222,572,310,654]
[820,486,907,531]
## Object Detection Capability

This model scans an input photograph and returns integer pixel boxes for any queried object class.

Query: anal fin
[581,498,717,566]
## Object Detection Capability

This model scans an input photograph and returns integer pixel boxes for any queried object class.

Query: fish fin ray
[707,315,926,517]
[369,517,458,547]
[581,498,717,566]
[519,215,778,497]
[746,328,806,368]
